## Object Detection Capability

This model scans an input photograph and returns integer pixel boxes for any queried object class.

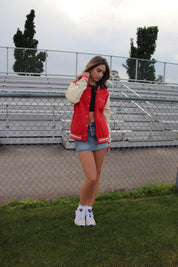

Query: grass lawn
[0,185,178,267]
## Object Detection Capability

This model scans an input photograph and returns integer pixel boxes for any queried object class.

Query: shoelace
[87,209,93,218]
[79,209,85,220]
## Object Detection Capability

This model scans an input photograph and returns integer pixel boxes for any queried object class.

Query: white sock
[78,204,85,210]
[86,205,92,211]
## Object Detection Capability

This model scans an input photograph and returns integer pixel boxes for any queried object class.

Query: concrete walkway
[0,144,177,203]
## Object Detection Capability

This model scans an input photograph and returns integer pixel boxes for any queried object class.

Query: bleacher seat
[0,75,178,148]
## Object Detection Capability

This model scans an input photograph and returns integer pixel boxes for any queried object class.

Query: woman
[65,56,111,226]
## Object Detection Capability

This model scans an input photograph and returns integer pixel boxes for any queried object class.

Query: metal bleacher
[0,75,178,148]
[0,75,71,93]
[109,81,178,148]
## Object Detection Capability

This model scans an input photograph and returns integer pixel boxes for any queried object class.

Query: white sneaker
[85,209,96,226]
[74,208,85,226]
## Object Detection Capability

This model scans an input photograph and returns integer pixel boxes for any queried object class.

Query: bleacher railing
[1,46,178,84]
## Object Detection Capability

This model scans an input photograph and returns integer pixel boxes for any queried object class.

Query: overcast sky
[1,0,178,81]
[1,0,178,61]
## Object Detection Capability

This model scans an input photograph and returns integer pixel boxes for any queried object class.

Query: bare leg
[77,149,106,206]
[87,149,106,206]
[77,151,97,206]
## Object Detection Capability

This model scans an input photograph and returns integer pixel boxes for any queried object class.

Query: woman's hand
[106,148,110,154]
[82,71,90,77]
[106,143,110,154]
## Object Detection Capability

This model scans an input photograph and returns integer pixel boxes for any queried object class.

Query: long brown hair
[77,56,110,89]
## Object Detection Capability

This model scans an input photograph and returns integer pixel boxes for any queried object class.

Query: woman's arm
[103,94,111,144]
[65,75,89,104]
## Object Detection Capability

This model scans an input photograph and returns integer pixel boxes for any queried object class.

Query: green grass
[0,185,178,267]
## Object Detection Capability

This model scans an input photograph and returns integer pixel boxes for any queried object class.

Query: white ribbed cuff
[82,76,89,82]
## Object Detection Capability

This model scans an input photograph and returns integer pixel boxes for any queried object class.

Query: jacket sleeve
[103,94,111,143]
[65,76,89,104]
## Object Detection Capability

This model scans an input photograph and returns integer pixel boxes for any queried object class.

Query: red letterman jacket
[65,77,110,144]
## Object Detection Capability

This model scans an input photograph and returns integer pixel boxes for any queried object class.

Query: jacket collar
[87,84,100,90]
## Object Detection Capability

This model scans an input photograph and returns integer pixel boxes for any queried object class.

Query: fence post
[163,62,166,83]
[135,59,138,81]
[110,56,112,72]
[75,52,78,77]
[45,50,48,76]
[6,47,9,75]
[175,168,178,192]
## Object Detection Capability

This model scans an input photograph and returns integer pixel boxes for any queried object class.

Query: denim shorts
[74,122,108,153]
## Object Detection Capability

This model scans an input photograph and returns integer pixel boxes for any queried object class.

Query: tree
[124,26,159,82]
[13,10,46,75]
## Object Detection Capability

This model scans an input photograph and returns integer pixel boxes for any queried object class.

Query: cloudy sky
[1,0,178,80]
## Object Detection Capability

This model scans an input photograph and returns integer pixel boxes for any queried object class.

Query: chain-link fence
[0,78,178,204]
